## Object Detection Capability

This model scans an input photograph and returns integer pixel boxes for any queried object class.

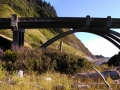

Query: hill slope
[0,0,94,58]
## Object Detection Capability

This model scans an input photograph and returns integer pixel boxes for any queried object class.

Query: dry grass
[0,65,119,90]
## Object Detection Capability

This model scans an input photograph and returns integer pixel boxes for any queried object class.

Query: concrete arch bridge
[0,14,120,50]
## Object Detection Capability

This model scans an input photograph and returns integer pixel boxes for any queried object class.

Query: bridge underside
[1,28,119,52]
[0,36,11,51]
[40,29,120,50]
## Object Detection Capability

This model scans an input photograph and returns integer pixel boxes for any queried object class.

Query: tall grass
[0,68,72,90]
[0,65,119,90]
[0,46,118,89]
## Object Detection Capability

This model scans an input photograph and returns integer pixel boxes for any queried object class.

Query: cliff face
[0,0,94,58]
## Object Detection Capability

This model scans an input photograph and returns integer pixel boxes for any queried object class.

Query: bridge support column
[11,14,19,47]
[13,31,19,46]
[11,14,25,47]
[13,27,25,47]
[18,27,25,47]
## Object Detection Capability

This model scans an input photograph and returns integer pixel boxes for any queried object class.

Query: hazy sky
[45,0,120,57]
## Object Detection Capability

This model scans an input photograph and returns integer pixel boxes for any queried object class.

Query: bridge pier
[18,27,25,46]
[19,32,24,46]
[11,14,25,48]
[13,31,19,46]
[13,27,25,47]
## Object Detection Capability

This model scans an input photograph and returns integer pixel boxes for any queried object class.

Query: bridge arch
[40,29,120,49]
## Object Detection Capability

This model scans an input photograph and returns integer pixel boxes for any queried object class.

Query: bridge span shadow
[0,35,11,51]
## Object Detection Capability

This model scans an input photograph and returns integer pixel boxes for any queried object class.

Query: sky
[45,0,120,57]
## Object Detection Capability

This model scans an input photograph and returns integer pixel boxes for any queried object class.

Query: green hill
[0,0,94,58]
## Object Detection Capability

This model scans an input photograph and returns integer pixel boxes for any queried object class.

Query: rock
[73,70,120,80]
[71,82,90,90]
[52,85,65,90]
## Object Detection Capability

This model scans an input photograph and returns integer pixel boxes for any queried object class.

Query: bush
[3,50,17,63]
[2,48,93,74]
[107,54,118,66]
[107,52,120,66]
[43,49,93,74]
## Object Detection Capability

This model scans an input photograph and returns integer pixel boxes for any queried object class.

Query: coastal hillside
[0,0,94,58]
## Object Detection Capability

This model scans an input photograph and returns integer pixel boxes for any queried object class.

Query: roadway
[0,17,120,29]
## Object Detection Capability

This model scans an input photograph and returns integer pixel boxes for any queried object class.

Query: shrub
[3,50,17,63]
[43,49,93,74]
[2,48,93,74]
[107,54,120,66]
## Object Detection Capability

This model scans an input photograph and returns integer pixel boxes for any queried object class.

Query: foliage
[44,49,93,74]
[36,0,57,17]
[3,50,17,63]
[107,54,120,66]
[0,4,15,17]
[0,64,119,90]
[2,48,93,74]
[0,0,38,17]
[0,0,57,17]
[0,0,94,58]
[3,50,18,70]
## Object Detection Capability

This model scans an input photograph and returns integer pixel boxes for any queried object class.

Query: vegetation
[0,58,119,90]
[1,47,93,74]
[0,0,57,17]
[0,0,117,90]
[0,0,94,58]
[0,47,116,90]
[107,52,120,66]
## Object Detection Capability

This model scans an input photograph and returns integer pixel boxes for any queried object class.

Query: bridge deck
[0,17,120,29]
